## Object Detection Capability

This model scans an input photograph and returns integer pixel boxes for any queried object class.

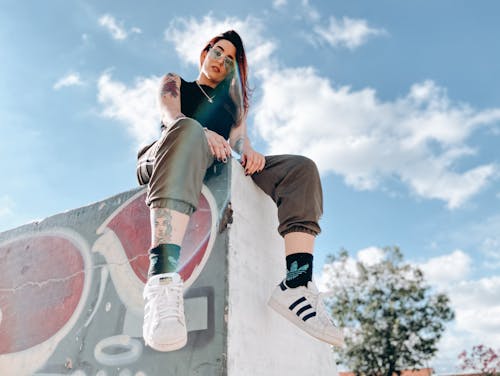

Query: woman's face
[200,39,236,84]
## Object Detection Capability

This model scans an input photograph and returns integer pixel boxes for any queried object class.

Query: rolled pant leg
[251,154,323,237]
[143,118,214,214]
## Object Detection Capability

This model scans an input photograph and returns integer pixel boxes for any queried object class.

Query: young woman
[136,30,343,352]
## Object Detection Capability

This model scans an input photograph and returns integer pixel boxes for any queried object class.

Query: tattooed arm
[159,73,185,127]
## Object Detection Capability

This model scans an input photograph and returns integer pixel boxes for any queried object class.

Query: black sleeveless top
[176,78,237,139]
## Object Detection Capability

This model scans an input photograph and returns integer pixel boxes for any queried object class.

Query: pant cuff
[149,198,195,215]
[280,226,319,237]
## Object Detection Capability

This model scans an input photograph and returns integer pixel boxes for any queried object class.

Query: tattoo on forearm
[234,137,245,154]
[160,73,179,98]
[152,208,173,246]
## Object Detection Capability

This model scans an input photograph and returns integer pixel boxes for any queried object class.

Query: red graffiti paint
[106,192,212,283]
[0,236,84,354]
[0,190,213,356]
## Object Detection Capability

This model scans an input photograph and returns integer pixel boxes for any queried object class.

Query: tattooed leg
[150,207,190,248]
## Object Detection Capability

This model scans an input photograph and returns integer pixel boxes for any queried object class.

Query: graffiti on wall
[0,185,221,376]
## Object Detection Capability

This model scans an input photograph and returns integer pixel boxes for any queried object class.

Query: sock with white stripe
[285,252,313,288]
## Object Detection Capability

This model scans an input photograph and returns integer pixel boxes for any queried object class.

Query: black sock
[148,243,181,277]
[285,253,313,288]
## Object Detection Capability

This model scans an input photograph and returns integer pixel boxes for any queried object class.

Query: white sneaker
[143,272,187,351]
[268,280,344,347]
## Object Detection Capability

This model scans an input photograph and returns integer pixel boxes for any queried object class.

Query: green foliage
[325,246,454,376]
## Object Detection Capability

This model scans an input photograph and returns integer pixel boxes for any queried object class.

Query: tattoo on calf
[153,208,174,245]
[161,73,179,98]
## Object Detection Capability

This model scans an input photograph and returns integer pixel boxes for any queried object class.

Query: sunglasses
[208,47,235,71]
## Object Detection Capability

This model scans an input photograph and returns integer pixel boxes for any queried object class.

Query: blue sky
[1,0,499,373]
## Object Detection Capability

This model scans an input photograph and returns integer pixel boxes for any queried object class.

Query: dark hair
[201,30,250,122]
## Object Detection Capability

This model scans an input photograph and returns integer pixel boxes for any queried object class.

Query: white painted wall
[227,159,338,376]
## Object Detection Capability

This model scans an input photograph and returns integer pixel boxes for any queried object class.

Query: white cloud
[272,0,319,21]
[164,14,276,71]
[416,252,500,372]
[356,246,385,266]
[452,277,500,313]
[312,16,386,49]
[99,15,127,40]
[0,195,15,218]
[254,68,500,208]
[99,14,141,40]
[474,217,500,267]
[318,254,359,292]
[300,0,320,22]
[53,73,84,90]
[318,246,386,291]
[434,276,500,372]
[273,0,287,9]
[97,73,160,147]
[419,250,472,288]
[445,215,500,269]
[432,325,478,373]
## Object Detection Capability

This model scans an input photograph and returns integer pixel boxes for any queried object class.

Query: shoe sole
[268,296,345,347]
[145,334,188,352]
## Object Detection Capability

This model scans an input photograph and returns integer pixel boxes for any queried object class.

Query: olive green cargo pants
[137,118,323,236]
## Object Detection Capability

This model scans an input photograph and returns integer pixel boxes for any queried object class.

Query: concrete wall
[0,164,232,376]
[227,159,338,375]
[0,160,338,376]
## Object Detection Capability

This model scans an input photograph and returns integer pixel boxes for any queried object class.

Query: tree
[458,344,500,375]
[323,246,454,376]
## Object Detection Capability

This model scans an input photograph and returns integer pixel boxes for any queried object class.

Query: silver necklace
[195,81,215,103]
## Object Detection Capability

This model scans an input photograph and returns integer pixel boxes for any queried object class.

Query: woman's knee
[291,155,320,177]
[157,117,206,152]
[170,117,205,138]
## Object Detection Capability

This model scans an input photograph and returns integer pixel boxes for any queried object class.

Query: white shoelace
[308,289,338,327]
[145,284,184,325]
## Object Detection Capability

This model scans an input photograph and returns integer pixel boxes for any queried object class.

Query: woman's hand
[241,144,265,175]
[204,129,232,162]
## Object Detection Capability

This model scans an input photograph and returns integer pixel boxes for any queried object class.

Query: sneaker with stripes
[268,280,344,347]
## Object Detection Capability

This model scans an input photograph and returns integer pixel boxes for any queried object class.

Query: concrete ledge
[0,159,337,376]
[228,159,337,375]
